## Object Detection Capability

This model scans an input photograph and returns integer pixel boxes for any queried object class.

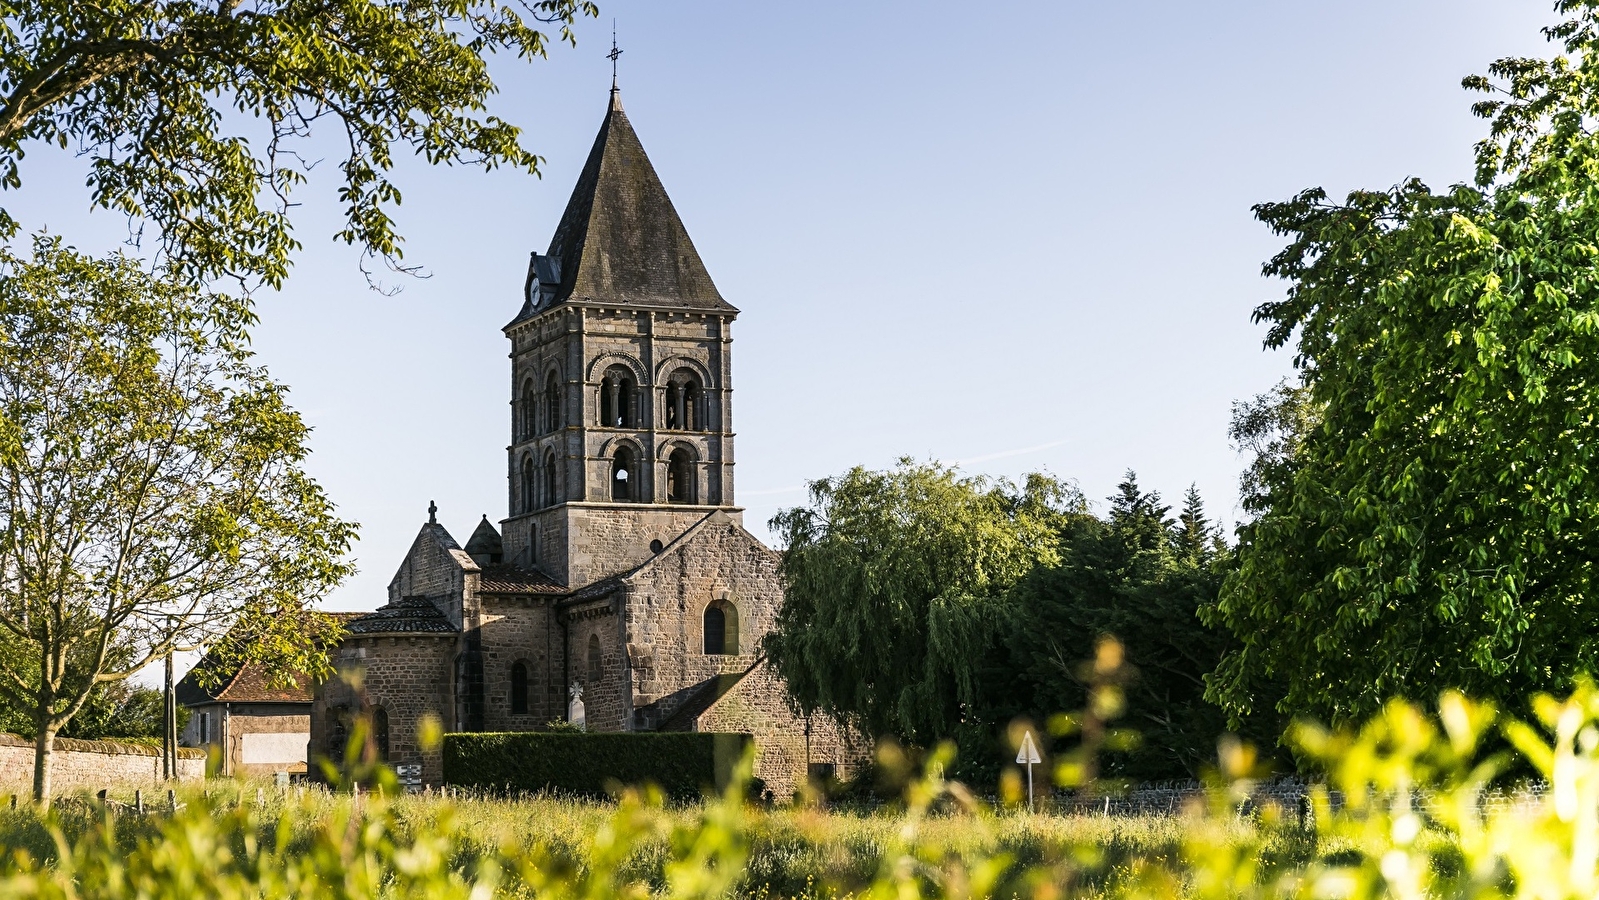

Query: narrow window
[327,712,348,761]
[703,605,725,655]
[520,379,536,440]
[199,711,211,744]
[611,446,636,502]
[521,455,535,513]
[511,662,529,714]
[587,634,603,685]
[667,448,695,504]
[545,372,561,432]
[371,707,390,762]
[704,601,739,655]
[543,451,557,508]
[685,382,701,431]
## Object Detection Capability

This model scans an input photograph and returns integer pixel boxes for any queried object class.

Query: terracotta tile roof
[174,613,361,706]
[478,563,565,595]
[511,90,735,324]
[345,596,458,635]
[175,659,315,705]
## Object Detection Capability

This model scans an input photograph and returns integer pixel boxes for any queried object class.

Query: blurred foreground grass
[0,783,1310,900]
[3,681,1599,899]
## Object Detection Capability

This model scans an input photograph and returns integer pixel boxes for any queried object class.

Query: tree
[1004,475,1267,780]
[1208,1,1599,726]
[0,0,595,289]
[762,460,1074,747]
[0,235,355,802]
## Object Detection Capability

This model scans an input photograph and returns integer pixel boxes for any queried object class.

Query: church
[309,87,862,795]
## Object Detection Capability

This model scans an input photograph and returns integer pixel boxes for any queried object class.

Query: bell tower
[500,88,740,588]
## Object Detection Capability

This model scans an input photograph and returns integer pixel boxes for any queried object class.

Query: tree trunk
[32,723,55,806]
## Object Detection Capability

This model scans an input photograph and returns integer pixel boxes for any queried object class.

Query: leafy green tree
[0,0,594,289]
[56,682,184,741]
[762,460,1074,747]
[0,235,355,802]
[1003,475,1261,780]
[1208,1,1599,726]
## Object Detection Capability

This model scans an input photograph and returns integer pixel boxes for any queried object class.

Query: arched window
[667,448,695,504]
[611,445,637,502]
[511,662,529,714]
[543,450,557,508]
[587,634,603,684]
[665,370,704,431]
[520,379,536,440]
[521,455,535,514]
[600,367,638,428]
[371,707,390,762]
[544,371,561,433]
[327,710,349,762]
[703,600,739,655]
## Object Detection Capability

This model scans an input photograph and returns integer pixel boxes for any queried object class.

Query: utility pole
[163,649,174,780]
[163,616,176,781]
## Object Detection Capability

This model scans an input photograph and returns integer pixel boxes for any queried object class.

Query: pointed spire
[525,92,735,316]
[463,515,504,566]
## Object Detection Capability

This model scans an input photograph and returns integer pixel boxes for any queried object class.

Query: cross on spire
[607,21,622,90]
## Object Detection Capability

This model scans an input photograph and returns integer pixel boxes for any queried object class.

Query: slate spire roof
[519,89,734,318]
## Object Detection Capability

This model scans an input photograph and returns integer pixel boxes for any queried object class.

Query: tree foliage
[1002,476,1265,780]
[1208,1,1599,726]
[0,0,595,289]
[765,462,1259,780]
[0,234,354,800]
[762,460,1072,746]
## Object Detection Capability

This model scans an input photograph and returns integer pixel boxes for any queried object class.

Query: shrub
[443,732,753,797]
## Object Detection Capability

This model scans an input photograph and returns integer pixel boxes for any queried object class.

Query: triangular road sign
[1016,730,1041,765]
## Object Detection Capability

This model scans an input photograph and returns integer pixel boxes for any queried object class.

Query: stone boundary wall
[0,733,205,793]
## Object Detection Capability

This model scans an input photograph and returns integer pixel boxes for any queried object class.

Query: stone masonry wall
[566,506,730,589]
[565,596,627,730]
[622,513,783,721]
[312,635,456,786]
[0,734,204,794]
[479,595,564,730]
[695,664,869,800]
[223,707,311,777]
[387,525,470,627]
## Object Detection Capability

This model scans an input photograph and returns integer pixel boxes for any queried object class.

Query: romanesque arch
[651,355,714,388]
[703,598,739,655]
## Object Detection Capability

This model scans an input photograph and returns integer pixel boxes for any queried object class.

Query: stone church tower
[307,88,863,795]
[501,86,740,589]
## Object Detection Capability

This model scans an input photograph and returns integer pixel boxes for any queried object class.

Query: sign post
[1016,730,1041,813]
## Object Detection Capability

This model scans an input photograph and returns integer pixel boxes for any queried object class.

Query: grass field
[0,689,1590,900]
[0,779,1324,900]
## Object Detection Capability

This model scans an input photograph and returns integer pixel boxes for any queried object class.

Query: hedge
[442,732,754,797]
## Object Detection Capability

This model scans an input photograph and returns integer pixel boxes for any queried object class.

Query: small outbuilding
[175,655,317,778]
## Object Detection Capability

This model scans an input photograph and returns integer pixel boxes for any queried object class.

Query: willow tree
[1208,1,1599,725]
[0,0,595,289]
[0,236,355,802]
[762,460,1073,746]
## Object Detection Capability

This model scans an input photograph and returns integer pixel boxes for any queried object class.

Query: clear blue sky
[3,1,1562,615]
